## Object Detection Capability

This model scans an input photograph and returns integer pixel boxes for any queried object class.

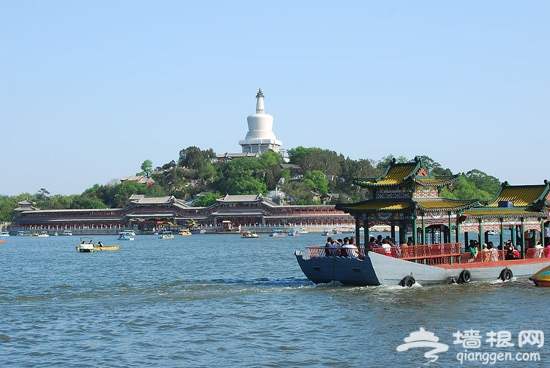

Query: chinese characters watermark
[397,328,544,365]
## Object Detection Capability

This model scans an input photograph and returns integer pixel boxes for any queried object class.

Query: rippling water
[1,234,548,367]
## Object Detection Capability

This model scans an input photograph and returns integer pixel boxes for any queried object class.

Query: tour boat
[242,231,259,238]
[529,265,550,287]
[295,243,550,287]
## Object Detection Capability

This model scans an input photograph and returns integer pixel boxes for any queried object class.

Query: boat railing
[370,243,464,265]
[307,243,464,265]
[465,247,550,263]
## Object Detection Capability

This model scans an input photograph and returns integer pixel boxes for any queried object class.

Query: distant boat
[76,238,120,252]
[269,229,286,237]
[76,237,95,252]
[242,231,259,238]
[298,227,309,234]
[0,231,10,237]
[287,228,300,237]
[118,231,135,241]
[158,231,175,240]
[62,230,73,236]
[179,229,192,236]
[37,231,49,237]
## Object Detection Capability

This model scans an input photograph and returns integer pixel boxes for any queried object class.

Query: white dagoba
[239,89,282,154]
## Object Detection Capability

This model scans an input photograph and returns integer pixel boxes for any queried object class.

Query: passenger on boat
[487,242,499,261]
[328,238,341,256]
[324,237,333,256]
[407,236,414,246]
[480,243,489,261]
[381,238,392,256]
[97,241,103,248]
[466,240,478,259]
[343,241,359,258]
[505,242,520,260]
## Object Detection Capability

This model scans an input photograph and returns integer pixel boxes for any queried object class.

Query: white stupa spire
[239,89,282,154]
[256,89,265,113]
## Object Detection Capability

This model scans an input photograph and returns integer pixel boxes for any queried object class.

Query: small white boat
[298,227,309,234]
[37,231,50,237]
[288,228,300,237]
[118,231,135,241]
[158,231,175,240]
[62,230,73,236]
[242,231,259,238]
[76,237,95,252]
[269,230,286,237]
[0,231,10,237]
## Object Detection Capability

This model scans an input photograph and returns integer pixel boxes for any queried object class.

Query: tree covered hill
[0,146,501,222]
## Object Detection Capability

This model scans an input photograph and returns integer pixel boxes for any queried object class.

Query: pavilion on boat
[336,157,479,246]
[336,157,550,255]
[459,181,550,256]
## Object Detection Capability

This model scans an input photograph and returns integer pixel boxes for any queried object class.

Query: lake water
[0,234,548,367]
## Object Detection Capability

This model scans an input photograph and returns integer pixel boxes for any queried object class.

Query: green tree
[179,146,204,171]
[441,175,493,201]
[464,169,501,196]
[193,192,222,207]
[214,158,267,195]
[139,160,154,178]
[416,155,453,176]
[303,170,329,194]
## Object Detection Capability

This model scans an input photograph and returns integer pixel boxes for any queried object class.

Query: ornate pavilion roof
[462,181,550,219]
[353,157,459,188]
[336,198,478,214]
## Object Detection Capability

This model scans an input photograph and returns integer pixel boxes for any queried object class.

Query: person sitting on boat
[480,243,490,261]
[505,242,520,260]
[89,239,93,244]
[324,237,333,256]
[466,240,478,260]
[328,238,341,256]
[343,240,359,258]
[381,238,392,256]
[97,241,103,248]
[487,242,499,262]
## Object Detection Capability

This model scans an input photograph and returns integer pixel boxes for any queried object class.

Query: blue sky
[1,1,548,196]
